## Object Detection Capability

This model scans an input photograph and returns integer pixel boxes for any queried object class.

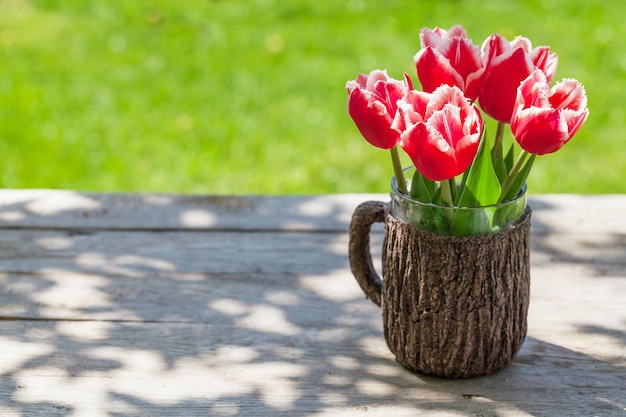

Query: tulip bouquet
[346,25,589,235]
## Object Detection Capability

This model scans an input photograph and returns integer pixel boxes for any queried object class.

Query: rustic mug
[348,171,531,378]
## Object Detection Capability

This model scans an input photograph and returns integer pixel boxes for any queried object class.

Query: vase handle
[348,201,387,307]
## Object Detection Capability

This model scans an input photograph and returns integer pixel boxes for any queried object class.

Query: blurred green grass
[0,0,623,194]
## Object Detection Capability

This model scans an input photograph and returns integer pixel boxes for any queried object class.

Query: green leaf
[431,185,443,206]
[449,189,491,236]
[490,122,508,184]
[501,154,536,202]
[410,169,436,203]
[458,162,470,195]
[491,141,508,185]
[504,143,515,172]
[456,128,501,207]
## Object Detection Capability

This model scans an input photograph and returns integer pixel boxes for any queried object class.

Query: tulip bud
[510,69,589,155]
[479,33,558,124]
[398,85,483,181]
[346,70,408,149]
[414,25,484,102]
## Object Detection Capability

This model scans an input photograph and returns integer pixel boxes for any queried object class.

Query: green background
[0,0,622,194]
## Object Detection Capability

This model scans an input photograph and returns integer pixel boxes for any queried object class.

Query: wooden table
[0,191,624,416]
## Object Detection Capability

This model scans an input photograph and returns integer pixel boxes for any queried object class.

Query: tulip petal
[426,85,466,117]
[481,33,512,64]
[400,123,429,174]
[531,46,558,82]
[347,88,399,149]
[438,37,483,80]
[513,108,569,155]
[382,81,407,114]
[511,71,590,155]
[549,79,588,110]
[464,68,485,103]
[354,74,368,89]
[463,105,484,134]
[412,125,459,181]
[480,47,534,123]
[365,70,390,91]
[429,105,464,146]
[563,108,590,138]
[445,25,467,38]
[402,89,432,117]
[345,79,359,93]
[515,69,550,114]
[416,25,484,101]
[346,69,409,149]
[543,53,559,82]
[420,28,445,48]
[400,97,482,181]
[393,91,428,128]
[415,47,463,93]
[392,98,424,133]
[454,132,482,174]
[510,36,533,52]
[437,38,473,71]
[511,71,589,155]
[420,25,467,48]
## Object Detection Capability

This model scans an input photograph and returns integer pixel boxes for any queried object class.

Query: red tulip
[346,70,408,149]
[511,69,589,155]
[479,33,558,123]
[414,25,484,101]
[395,85,483,181]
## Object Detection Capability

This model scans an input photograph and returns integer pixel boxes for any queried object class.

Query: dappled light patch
[0,191,623,414]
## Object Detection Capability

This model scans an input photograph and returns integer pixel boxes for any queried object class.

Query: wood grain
[0,189,624,233]
[0,191,624,416]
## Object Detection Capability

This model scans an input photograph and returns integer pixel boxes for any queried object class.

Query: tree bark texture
[348,201,386,306]
[381,208,532,378]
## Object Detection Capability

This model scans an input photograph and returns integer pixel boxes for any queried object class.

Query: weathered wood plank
[0,192,624,416]
[0,321,624,417]
[0,229,374,326]
[0,229,624,323]
[0,190,625,234]
[0,190,381,231]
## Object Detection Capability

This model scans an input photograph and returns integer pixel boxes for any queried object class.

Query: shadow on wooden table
[0,191,624,416]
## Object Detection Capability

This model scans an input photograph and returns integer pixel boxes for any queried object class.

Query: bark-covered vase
[348,168,531,378]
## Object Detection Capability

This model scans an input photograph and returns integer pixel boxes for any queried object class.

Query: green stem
[440,179,455,225]
[495,122,505,150]
[492,122,506,182]
[447,177,457,202]
[498,150,530,203]
[390,147,407,195]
